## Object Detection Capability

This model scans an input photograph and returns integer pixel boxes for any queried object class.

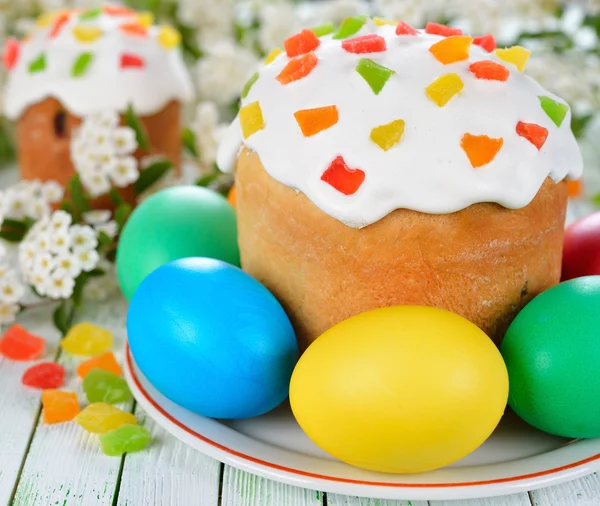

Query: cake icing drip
[3,5,194,120]
[217,19,583,229]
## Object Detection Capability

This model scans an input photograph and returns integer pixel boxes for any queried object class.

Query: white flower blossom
[49,210,72,233]
[113,127,138,156]
[83,210,111,226]
[69,224,98,252]
[89,110,120,130]
[49,230,72,254]
[45,271,75,300]
[41,180,64,203]
[192,102,228,170]
[79,169,112,197]
[177,0,236,47]
[109,156,139,188]
[95,221,118,239]
[0,303,19,324]
[0,275,25,304]
[75,248,100,272]
[54,252,83,279]
[257,2,303,53]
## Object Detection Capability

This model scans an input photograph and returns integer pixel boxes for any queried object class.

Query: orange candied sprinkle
[42,390,80,424]
[276,52,318,85]
[284,29,320,57]
[461,134,504,168]
[294,105,339,137]
[228,185,237,207]
[568,180,583,198]
[119,22,149,37]
[104,5,136,16]
[426,23,463,37]
[516,121,548,151]
[429,36,473,65]
[473,34,496,52]
[49,12,71,38]
[76,351,122,379]
[469,60,509,81]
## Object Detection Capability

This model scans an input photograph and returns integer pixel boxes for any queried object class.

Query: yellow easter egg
[289,306,508,474]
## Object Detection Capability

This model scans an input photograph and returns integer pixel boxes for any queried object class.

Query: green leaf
[115,203,133,231]
[0,229,25,242]
[109,188,124,206]
[124,104,150,152]
[133,159,173,195]
[68,174,92,213]
[592,193,600,207]
[195,170,220,187]
[53,299,75,336]
[2,218,27,231]
[571,114,593,138]
[72,273,89,307]
[97,231,114,249]
[182,127,199,158]
[87,268,106,277]
[72,52,94,78]
[60,200,76,218]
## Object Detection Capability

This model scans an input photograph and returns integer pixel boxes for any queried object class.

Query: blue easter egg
[127,257,299,419]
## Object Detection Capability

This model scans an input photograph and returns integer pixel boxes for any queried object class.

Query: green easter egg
[501,276,600,439]
[116,186,239,300]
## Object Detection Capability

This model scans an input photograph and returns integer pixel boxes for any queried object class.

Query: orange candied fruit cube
[294,105,339,137]
[104,5,136,16]
[119,22,149,37]
[276,52,318,85]
[461,134,504,168]
[49,12,71,38]
[284,29,320,57]
[469,60,509,81]
[516,121,548,151]
[42,390,80,424]
[430,36,473,65]
[426,23,463,37]
[76,351,122,379]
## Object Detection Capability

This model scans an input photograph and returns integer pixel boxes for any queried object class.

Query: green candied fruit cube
[83,369,132,405]
[100,425,151,456]
[355,58,396,95]
[79,7,102,20]
[312,22,336,37]
[72,52,94,78]
[29,53,46,74]
[332,16,367,40]
[241,72,259,99]
[538,96,569,127]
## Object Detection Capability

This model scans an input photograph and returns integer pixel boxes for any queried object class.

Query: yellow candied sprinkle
[240,101,265,140]
[72,25,103,43]
[265,48,283,65]
[137,12,155,28]
[372,17,396,27]
[158,25,181,49]
[370,119,406,151]
[36,12,58,28]
[495,46,530,72]
[425,73,464,107]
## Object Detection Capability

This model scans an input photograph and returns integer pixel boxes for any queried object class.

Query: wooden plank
[115,404,221,506]
[327,494,427,505]
[430,493,532,506]
[530,474,600,505]
[221,466,323,506]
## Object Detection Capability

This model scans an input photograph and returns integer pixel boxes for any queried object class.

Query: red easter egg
[562,212,600,281]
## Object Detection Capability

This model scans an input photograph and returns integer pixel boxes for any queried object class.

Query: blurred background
[0,0,599,204]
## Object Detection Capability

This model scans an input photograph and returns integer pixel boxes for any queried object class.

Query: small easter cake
[3,4,194,187]
[218,19,583,350]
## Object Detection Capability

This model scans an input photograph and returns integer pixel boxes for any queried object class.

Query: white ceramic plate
[125,346,600,501]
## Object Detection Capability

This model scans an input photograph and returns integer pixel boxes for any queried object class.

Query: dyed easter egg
[116,186,239,300]
[562,212,600,281]
[290,306,508,474]
[127,257,298,419]
[501,276,600,438]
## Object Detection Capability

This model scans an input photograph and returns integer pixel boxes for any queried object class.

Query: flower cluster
[0,243,26,324]
[0,179,63,222]
[71,111,139,197]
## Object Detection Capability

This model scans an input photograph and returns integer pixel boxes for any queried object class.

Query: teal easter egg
[116,186,239,300]
[501,276,600,438]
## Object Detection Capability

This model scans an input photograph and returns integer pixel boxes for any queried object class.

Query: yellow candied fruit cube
[372,17,396,26]
[158,25,181,49]
[72,25,103,43]
[495,46,530,72]
[240,101,265,140]
[137,12,155,28]
[426,73,464,107]
[429,36,473,65]
[75,403,137,434]
[265,48,283,65]
[370,119,406,151]
[61,322,113,356]
[36,12,58,28]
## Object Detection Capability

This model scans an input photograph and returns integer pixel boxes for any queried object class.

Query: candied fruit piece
[75,403,137,434]
[240,101,265,139]
[120,22,148,38]
[342,34,386,54]
[469,60,509,81]
[425,73,464,107]
[104,5,135,16]
[158,25,181,49]
[100,424,151,456]
[137,12,155,28]
[426,23,463,37]
[79,7,102,21]
[276,52,318,84]
[538,96,569,127]
[430,36,473,64]
[312,22,335,37]
[332,16,366,40]
[265,48,283,64]
[373,17,396,27]
[28,53,46,74]
[396,21,418,36]
[568,180,583,198]
[516,121,549,150]
[461,134,504,168]
[370,119,406,151]
[36,12,57,28]
[0,324,45,361]
[61,323,113,356]
[72,52,94,77]
[72,25,103,43]
[473,34,496,52]
[285,29,320,57]
[321,156,365,195]
[3,38,19,70]
[22,362,65,389]
[356,58,395,95]
[42,390,79,424]
[495,46,530,72]
[49,13,71,38]
[83,369,132,404]
[120,53,145,69]
[77,351,122,379]
[241,72,259,99]
[294,106,339,137]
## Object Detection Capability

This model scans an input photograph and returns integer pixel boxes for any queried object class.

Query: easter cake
[2,5,194,188]
[218,19,583,350]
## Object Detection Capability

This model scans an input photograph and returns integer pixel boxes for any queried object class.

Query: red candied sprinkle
[425,23,463,37]
[0,324,45,361]
[3,38,20,70]
[49,13,71,38]
[104,5,136,16]
[342,34,386,54]
[120,53,145,69]
[22,362,65,389]
[119,22,149,38]
[516,121,549,150]
[284,29,320,57]
[473,34,497,52]
[276,52,318,84]
[321,156,365,195]
[396,21,418,36]
[469,60,509,81]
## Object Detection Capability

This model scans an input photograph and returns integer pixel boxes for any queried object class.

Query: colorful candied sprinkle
[240,101,265,139]
[137,12,155,28]
[473,34,496,52]
[72,52,94,78]
[425,73,464,107]
[241,72,259,99]
[22,362,65,389]
[568,180,583,198]
[495,46,530,72]
[356,58,395,95]
[28,53,46,74]
[276,52,318,84]
[0,324,45,361]
[332,16,366,40]
[342,34,386,54]
[265,48,283,64]
[461,134,504,168]
[100,425,151,456]
[120,53,145,69]
[79,7,102,21]
[294,106,339,137]
[425,23,463,37]
[312,22,336,37]
[72,25,103,43]
[49,12,71,38]
[104,5,136,16]
[372,17,396,27]
[539,96,569,127]
[42,390,80,424]
[3,38,20,70]
[429,36,473,65]
[370,119,406,151]
[77,351,122,379]
[284,29,320,57]
[469,61,509,81]
[119,22,149,38]
[516,121,549,150]
[396,21,419,36]
[75,403,137,434]
[158,25,181,49]
[61,323,113,356]
[321,156,365,195]
[83,369,132,404]
[36,12,57,28]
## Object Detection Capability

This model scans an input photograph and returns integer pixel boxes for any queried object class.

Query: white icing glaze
[3,8,194,119]
[217,21,583,229]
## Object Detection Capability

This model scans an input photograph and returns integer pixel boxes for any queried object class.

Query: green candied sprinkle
[72,52,94,78]
[28,53,46,74]
[332,16,367,40]
[356,58,396,95]
[79,7,102,21]
[241,72,259,99]
[100,425,151,457]
[312,22,336,37]
[83,369,133,405]
[539,96,569,127]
